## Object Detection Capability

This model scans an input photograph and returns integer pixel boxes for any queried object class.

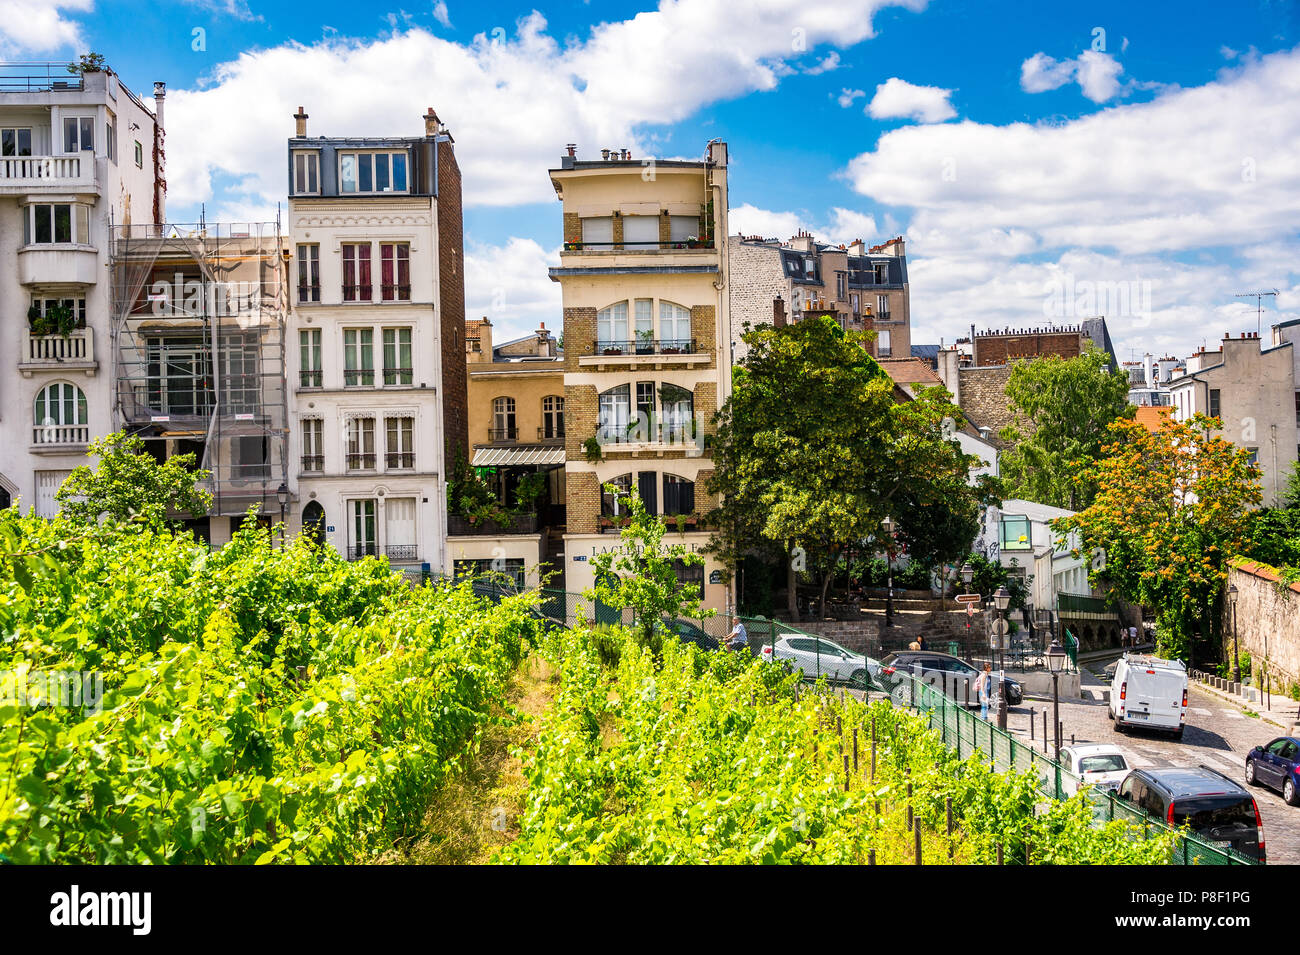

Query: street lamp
[960,562,973,592]
[993,585,1011,729]
[276,482,289,549]
[882,516,896,629]
[1227,583,1240,684]
[1047,638,1067,773]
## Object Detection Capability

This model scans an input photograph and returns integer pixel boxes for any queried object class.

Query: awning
[471,445,566,467]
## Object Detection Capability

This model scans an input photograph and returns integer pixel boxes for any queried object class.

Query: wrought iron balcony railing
[589,338,697,357]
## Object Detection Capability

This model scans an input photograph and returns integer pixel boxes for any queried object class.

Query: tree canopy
[56,431,213,527]
[998,346,1133,510]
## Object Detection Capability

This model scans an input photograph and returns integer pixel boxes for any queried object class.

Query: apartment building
[1168,330,1298,506]
[728,232,910,363]
[0,64,164,514]
[550,141,732,614]
[453,317,565,588]
[285,107,467,575]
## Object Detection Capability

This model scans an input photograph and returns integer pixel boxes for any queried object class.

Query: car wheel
[1285,777,1299,806]
[1171,727,1184,741]
[1245,759,1257,786]
[1113,718,1125,735]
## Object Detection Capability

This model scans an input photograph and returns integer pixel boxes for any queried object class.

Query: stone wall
[563,306,596,372]
[973,330,1081,366]
[566,471,601,534]
[726,238,787,341]
[1225,561,1300,689]
[564,384,597,460]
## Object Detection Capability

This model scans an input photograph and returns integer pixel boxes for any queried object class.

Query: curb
[1191,678,1291,731]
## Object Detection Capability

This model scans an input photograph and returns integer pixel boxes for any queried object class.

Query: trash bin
[946,641,959,657]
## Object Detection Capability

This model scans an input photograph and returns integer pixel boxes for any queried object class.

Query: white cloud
[844,48,1300,357]
[166,0,930,212]
[1020,49,1125,103]
[463,236,562,344]
[805,51,840,74]
[837,87,866,108]
[182,0,260,21]
[432,2,452,29]
[730,203,878,246]
[866,77,956,123]
[0,0,90,56]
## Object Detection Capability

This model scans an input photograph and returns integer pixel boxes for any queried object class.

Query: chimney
[424,107,440,137]
[566,143,576,157]
[601,148,610,160]
[153,82,166,131]
[773,296,787,328]
[294,106,308,137]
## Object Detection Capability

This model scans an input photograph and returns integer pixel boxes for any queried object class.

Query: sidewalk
[1188,672,1300,732]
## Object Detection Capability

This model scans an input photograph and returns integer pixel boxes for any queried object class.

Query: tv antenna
[1234,289,1278,337]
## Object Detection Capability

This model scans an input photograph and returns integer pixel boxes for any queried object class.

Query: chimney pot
[601,148,610,160]
[424,107,440,136]
[294,106,308,137]
[566,143,576,157]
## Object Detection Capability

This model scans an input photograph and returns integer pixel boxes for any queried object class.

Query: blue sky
[6,0,1300,361]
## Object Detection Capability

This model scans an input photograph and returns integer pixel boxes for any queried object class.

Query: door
[1262,739,1290,788]
[784,637,821,677]
[814,640,848,679]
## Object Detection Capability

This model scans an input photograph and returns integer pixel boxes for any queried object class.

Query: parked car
[1109,653,1188,738]
[657,618,720,651]
[1058,744,1131,795]
[1116,767,1265,862]
[877,650,1023,707]
[1246,737,1300,805]
[759,635,871,687]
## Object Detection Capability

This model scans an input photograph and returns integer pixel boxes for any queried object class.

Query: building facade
[0,65,164,513]
[727,232,910,363]
[285,107,466,576]
[550,141,733,613]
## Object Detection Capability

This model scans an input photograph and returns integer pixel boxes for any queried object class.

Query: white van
[1109,653,1189,739]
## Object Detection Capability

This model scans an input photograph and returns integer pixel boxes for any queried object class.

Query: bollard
[1030,706,1035,741]
[853,727,859,774]
[868,848,876,866]
[1042,709,1048,751]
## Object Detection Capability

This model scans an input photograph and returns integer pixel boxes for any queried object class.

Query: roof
[999,498,1076,522]
[471,445,565,467]
[1134,405,1174,433]
[876,358,942,387]
[911,344,941,362]
[1139,767,1245,798]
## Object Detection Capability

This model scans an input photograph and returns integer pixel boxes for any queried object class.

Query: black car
[1246,737,1300,805]
[1117,767,1265,863]
[658,618,720,651]
[878,650,1023,706]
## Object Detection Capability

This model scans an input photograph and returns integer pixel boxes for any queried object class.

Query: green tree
[706,316,986,620]
[1053,413,1261,664]
[998,346,1133,510]
[56,431,212,527]
[587,484,714,652]
[67,52,109,75]
[1242,465,1300,571]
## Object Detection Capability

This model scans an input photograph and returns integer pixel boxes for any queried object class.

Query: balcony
[345,453,376,471]
[299,369,322,388]
[31,423,89,453]
[301,454,323,473]
[384,544,419,562]
[19,328,97,377]
[487,427,518,443]
[0,155,99,197]
[537,426,564,443]
[385,452,415,470]
[447,512,538,536]
[579,338,709,371]
[18,245,99,286]
[382,367,413,386]
[347,544,379,560]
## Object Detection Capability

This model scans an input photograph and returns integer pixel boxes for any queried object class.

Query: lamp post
[993,585,1011,730]
[1227,583,1240,684]
[276,482,289,550]
[1047,638,1066,758]
[882,516,896,629]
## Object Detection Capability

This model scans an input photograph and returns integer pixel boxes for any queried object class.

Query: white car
[760,635,872,687]
[1059,744,1131,795]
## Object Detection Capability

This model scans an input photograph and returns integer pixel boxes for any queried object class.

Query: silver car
[760,635,871,687]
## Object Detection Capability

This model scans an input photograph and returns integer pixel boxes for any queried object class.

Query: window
[601,473,633,516]
[234,435,269,480]
[634,299,654,352]
[348,499,377,559]
[598,385,630,443]
[597,301,629,350]
[346,417,376,470]
[62,116,94,154]
[339,151,408,194]
[1295,391,1300,427]
[220,334,260,414]
[24,204,86,245]
[301,418,323,472]
[105,117,115,163]
[669,215,698,243]
[299,328,322,387]
[581,216,613,246]
[492,397,517,441]
[343,328,374,386]
[660,383,694,443]
[542,395,565,439]
[638,471,658,514]
[342,243,372,301]
[33,382,88,445]
[877,294,891,320]
[836,272,846,300]
[386,416,415,469]
[1245,448,1259,467]
[1209,388,1221,421]
[878,328,892,358]
[382,327,412,384]
[1,127,33,157]
[874,261,889,284]
[146,337,212,416]
[850,292,860,316]
[659,301,691,349]
[380,243,411,301]
[293,151,320,194]
[385,497,417,561]
[623,215,658,250]
[999,515,1032,550]
[672,557,704,599]
[663,474,695,515]
[31,297,87,326]
[134,140,143,168]
[297,244,320,303]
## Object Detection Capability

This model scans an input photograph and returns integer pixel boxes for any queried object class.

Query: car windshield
[1171,795,1255,834]
[1079,754,1127,773]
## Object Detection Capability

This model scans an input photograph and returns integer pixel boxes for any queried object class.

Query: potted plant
[48,302,77,337]
[564,240,583,251]
[583,436,603,463]
[28,305,55,337]
[514,471,546,513]
[601,342,624,356]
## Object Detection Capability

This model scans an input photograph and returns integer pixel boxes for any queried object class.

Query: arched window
[659,301,691,350]
[596,301,629,352]
[601,473,633,517]
[33,381,88,445]
[663,473,696,515]
[542,395,565,439]
[301,500,326,548]
[492,396,516,441]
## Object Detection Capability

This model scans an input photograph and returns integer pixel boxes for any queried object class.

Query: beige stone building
[549,141,733,613]
[727,232,910,364]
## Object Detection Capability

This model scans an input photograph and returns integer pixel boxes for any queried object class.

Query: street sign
[990,617,1009,636]
[955,593,982,604]
[966,604,975,618]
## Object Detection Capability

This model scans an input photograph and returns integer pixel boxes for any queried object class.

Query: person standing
[975,663,993,720]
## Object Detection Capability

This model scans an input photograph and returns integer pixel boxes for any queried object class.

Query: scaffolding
[109,220,289,521]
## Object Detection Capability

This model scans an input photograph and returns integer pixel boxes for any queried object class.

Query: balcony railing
[1057,592,1117,616]
[347,544,379,560]
[488,427,517,442]
[343,369,374,387]
[595,421,699,447]
[0,64,84,92]
[589,339,697,357]
[385,544,419,561]
[0,155,88,186]
[380,285,411,301]
[563,240,710,251]
[382,367,412,385]
[538,426,565,441]
[299,369,322,387]
[341,284,372,302]
[20,328,95,374]
[32,423,89,446]
[447,512,538,536]
[346,453,376,471]
[297,283,321,303]
[385,452,415,470]
[301,454,323,473]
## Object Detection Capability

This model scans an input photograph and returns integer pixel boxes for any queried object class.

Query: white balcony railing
[19,328,96,376]
[0,155,95,192]
[32,424,89,446]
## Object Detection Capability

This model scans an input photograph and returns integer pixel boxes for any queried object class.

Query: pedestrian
[917,633,928,651]
[975,663,993,720]
[908,638,921,651]
[727,618,748,652]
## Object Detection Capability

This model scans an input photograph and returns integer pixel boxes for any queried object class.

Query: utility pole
[1234,289,1278,337]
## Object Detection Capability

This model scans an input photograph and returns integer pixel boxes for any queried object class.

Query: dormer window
[293,150,320,194]
[339,150,409,194]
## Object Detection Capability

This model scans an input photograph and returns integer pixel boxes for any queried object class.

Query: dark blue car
[1246,737,1300,805]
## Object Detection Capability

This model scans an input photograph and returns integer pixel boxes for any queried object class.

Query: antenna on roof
[1234,289,1278,337]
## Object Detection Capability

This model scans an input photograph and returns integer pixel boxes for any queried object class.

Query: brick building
[727,232,910,364]
[549,141,733,613]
